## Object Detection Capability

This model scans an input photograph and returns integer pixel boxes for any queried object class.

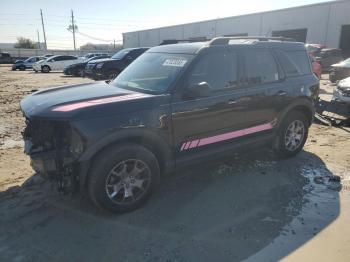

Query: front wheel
[274,112,309,158]
[108,71,119,80]
[88,144,160,213]
[41,65,50,73]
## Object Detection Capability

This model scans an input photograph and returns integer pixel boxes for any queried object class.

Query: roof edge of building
[122,0,345,35]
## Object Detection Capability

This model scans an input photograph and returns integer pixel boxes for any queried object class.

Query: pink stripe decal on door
[198,123,273,147]
[180,122,273,151]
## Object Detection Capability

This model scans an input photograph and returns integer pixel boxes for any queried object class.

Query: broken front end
[23,119,85,192]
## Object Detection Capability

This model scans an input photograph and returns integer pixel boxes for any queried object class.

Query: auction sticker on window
[163,58,187,67]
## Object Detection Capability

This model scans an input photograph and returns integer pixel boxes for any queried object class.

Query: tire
[41,65,50,73]
[88,143,160,213]
[329,73,336,83]
[78,68,84,77]
[108,71,119,80]
[274,111,309,158]
[34,70,38,73]
[19,65,26,71]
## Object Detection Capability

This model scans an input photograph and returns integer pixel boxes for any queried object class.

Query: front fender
[77,128,174,189]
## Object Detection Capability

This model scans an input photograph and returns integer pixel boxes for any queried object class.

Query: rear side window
[243,49,279,85]
[277,50,311,76]
[187,51,238,90]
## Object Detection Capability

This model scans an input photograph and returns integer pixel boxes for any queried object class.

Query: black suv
[21,37,319,213]
[84,48,148,80]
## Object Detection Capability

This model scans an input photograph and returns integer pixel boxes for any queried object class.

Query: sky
[0,0,332,49]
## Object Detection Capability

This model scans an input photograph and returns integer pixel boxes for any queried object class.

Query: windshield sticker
[163,58,187,67]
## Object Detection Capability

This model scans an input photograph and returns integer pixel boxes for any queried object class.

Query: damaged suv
[21,37,319,213]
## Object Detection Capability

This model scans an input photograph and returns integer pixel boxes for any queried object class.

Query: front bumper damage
[23,119,84,192]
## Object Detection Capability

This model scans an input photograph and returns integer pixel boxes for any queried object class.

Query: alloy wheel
[284,120,305,151]
[105,159,151,204]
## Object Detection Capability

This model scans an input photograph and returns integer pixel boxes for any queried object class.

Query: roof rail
[160,38,210,45]
[209,36,296,46]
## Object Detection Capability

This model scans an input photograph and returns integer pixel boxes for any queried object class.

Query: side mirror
[184,82,212,99]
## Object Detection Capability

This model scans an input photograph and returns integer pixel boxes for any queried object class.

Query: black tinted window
[243,49,279,85]
[63,56,77,60]
[187,51,238,90]
[53,56,65,61]
[285,51,311,75]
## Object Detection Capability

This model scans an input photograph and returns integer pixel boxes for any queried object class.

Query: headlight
[96,63,104,69]
[69,130,84,155]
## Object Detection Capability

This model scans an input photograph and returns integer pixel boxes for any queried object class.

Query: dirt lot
[0,65,350,262]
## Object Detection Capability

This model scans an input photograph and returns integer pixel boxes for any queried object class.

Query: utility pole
[37,30,41,50]
[71,10,76,51]
[113,39,116,50]
[40,9,47,50]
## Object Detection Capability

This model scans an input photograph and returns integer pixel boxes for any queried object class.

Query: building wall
[123,0,350,49]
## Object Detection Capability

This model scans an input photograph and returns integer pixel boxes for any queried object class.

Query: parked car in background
[329,58,350,83]
[82,53,109,60]
[64,55,110,76]
[33,55,83,73]
[309,54,322,79]
[0,52,13,64]
[85,47,148,80]
[315,48,343,72]
[12,56,45,71]
[305,44,326,57]
[20,37,319,213]
[43,54,54,58]
[333,76,350,103]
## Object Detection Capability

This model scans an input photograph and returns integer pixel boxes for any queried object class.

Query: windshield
[111,49,132,60]
[112,52,193,93]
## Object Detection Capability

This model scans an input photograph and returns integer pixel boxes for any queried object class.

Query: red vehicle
[310,54,322,79]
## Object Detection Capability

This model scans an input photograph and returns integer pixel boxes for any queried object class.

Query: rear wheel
[329,72,337,83]
[41,65,50,73]
[88,144,160,213]
[78,68,84,77]
[274,112,309,158]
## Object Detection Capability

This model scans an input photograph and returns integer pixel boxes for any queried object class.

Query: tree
[14,37,37,49]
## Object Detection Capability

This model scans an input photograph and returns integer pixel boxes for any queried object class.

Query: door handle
[228,99,238,105]
[276,90,287,96]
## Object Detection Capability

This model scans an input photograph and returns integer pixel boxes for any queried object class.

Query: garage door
[272,29,307,43]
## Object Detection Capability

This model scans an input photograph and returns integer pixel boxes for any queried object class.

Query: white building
[122,0,350,56]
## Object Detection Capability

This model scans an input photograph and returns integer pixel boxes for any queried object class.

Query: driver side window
[187,51,238,91]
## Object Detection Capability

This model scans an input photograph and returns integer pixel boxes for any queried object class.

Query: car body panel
[20,40,318,192]
[85,48,148,80]
[33,55,83,72]
[12,56,44,70]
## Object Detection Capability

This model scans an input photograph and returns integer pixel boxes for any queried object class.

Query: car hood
[88,58,119,64]
[338,77,350,89]
[20,82,164,120]
[331,62,350,68]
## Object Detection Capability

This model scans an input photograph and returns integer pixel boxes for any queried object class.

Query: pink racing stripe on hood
[52,93,149,112]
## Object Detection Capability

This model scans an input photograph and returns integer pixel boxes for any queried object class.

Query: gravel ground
[0,65,349,262]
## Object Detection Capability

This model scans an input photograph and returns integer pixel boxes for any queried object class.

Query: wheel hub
[105,159,151,204]
[284,120,305,152]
